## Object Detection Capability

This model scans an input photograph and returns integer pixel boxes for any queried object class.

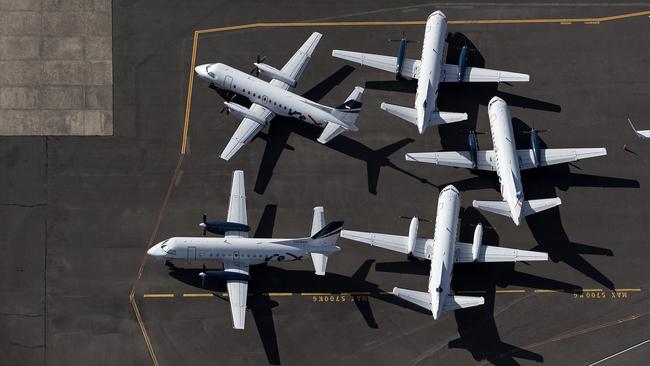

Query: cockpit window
[160,239,169,251]
[207,65,215,78]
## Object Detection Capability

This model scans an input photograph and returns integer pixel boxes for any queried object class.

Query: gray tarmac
[2,1,650,365]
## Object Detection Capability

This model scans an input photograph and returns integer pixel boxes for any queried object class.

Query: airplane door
[187,247,196,263]
[233,251,240,260]
[224,76,233,90]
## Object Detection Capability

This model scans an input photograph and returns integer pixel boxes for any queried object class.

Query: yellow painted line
[301,292,333,296]
[180,31,199,155]
[143,293,175,298]
[130,292,160,366]
[583,288,604,292]
[615,288,642,292]
[182,293,214,297]
[535,289,559,293]
[496,289,526,293]
[265,292,293,297]
[342,292,372,295]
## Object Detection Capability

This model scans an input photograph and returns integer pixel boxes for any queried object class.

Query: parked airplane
[405,96,608,225]
[147,170,342,329]
[332,11,529,134]
[195,32,365,160]
[341,185,548,319]
[627,118,650,139]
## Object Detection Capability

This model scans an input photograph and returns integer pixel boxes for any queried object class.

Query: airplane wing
[225,170,248,238]
[340,230,431,259]
[455,243,549,262]
[441,64,529,82]
[224,261,250,330]
[517,148,607,170]
[220,103,275,161]
[405,151,497,171]
[274,32,322,90]
[332,50,420,79]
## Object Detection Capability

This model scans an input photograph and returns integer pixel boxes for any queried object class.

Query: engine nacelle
[199,270,250,281]
[200,220,250,236]
[472,223,483,262]
[458,45,469,82]
[223,102,265,125]
[407,216,418,254]
[468,130,478,169]
[530,129,541,168]
[254,63,297,87]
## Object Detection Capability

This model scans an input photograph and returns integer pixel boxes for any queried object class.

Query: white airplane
[405,96,608,225]
[147,170,342,330]
[194,32,365,160]
[332,10,529,134]
[341,185,548,319]
[627,118,650,139]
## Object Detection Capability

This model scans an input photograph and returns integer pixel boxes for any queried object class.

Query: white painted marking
[587,339,650,365]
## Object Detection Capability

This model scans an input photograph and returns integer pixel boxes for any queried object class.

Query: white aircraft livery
[405,96,608,225]
[195,32,365,160]
[147,170,342,330]
[341,185,548,319]
[332,11,529,134]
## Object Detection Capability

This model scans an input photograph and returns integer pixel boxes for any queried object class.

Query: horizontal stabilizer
[380,103,418,125]
[317,122,347,144]
[392,287,431,311]
[311,253,328,276]
[443,295,484,311]
[522,198,562,216]
[430,111,468,125]
[472,200,511,217]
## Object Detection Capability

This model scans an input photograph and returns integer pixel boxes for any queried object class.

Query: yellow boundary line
[136,9,650,365]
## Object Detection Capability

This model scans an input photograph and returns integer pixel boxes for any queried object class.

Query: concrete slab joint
[0,0,113,136]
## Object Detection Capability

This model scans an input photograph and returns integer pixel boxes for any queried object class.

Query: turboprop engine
[253,62,297,87]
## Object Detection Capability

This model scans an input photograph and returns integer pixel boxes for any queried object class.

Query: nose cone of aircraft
[147,244,164,258]
[194,64,208,78]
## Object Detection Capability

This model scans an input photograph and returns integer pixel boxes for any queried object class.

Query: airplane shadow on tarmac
[377,208,583,365]
[250,65,437,195]
[428,118,640,290]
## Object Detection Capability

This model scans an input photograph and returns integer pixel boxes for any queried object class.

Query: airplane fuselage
[149,236,335,268]
[415,11,447,133]
[487,96,525,225]
[196,63,345,128]
[427,185,461,319]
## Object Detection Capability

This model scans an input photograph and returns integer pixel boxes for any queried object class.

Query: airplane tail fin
[318,87,364,144]
[309,217,342,275]
[380,102,467,130]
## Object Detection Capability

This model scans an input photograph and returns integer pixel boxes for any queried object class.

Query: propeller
[399,215,430,222]
[200,213,207,236]
[219,93,235,114]
[458,130,484,136]
[522,128,550,134]
[389,31,418,43]
[249,54,267,76]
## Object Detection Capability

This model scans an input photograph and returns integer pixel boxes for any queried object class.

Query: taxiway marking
[587,339,650,365]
